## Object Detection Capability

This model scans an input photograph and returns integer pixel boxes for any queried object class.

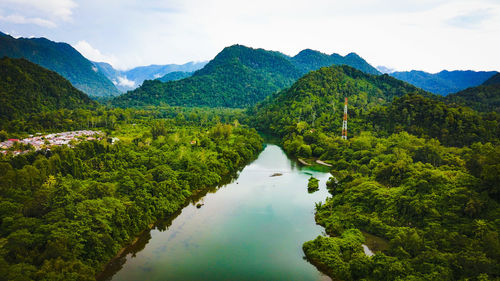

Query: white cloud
[3,0,500,72]
[0,14,56,28]
[116,76,135,88]
[447,8,493,29]
[0,0,76,28]
[0,0,77,21]
[73,40,119,66]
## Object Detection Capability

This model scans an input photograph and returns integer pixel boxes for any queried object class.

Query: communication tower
[341,98,348,140]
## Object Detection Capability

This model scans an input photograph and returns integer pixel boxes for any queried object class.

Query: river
[99,143,333,281]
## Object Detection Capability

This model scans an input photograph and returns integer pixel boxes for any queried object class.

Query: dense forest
[0,32,119,97]
[250,64,500,280]
[112,45,381,108]
[249,65,430,137]
[0,107,262,280]
[1,45,500,281]
[0,57,97,121]
[303,132,500,280]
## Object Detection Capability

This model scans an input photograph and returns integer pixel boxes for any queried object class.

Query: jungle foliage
[0,108,263,280]
[0,57,97,121]
[250,64,500,280]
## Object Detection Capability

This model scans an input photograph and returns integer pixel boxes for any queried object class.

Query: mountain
[0,32,119,97]
[157,71,193,82]
[112,45,380,108]
[0,57,96,121]
[112,44,303,107]
[93,61,207,92]
[390,70,497,96]
[482,72,500,86]
[444,73,500,113]
[249,64,428,136]
[290,49,380,75]
[249,64,499,148]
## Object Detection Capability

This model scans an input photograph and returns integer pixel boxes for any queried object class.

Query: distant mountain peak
[482,73,500,86]
[93,60,207,92]
[296,49,326,56]
[391,70,498,95]
[345,52,361,58]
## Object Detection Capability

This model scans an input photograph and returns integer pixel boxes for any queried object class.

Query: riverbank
[96,142,264,280]
[100,144,333,281]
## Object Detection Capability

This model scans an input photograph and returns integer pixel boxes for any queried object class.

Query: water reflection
[99,144,332,281]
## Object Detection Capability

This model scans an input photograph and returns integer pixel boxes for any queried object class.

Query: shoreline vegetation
[96,174,238,280]
[298,132,500,280]
[0,107,263,281]
[250,65,500,280]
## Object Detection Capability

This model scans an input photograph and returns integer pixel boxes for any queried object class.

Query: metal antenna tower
[341,98,348,140]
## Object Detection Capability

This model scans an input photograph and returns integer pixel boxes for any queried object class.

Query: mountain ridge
[390,69,497,95]
[444,72,500,113]
[0,32,119,97]
[112,44,381,108]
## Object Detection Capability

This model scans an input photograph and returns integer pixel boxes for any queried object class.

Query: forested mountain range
[0,57,96,121]
[445,73,500,113]
[390,69,497,96]
[111,45,303,107]
[93,61,206,92]
[0,32,119,97]
[112,45,380,108]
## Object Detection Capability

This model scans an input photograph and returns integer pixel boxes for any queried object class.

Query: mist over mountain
[94,61,207,92]
[377,66,396,74]
[0,32,119,97]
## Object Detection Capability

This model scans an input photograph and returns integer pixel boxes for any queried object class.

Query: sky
[0,0,499,72]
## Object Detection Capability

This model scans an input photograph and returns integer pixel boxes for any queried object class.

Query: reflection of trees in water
[97,160,248,280]
[96,231,152,281]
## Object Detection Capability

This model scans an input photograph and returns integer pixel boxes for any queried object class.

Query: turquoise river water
[99,143,333,281]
